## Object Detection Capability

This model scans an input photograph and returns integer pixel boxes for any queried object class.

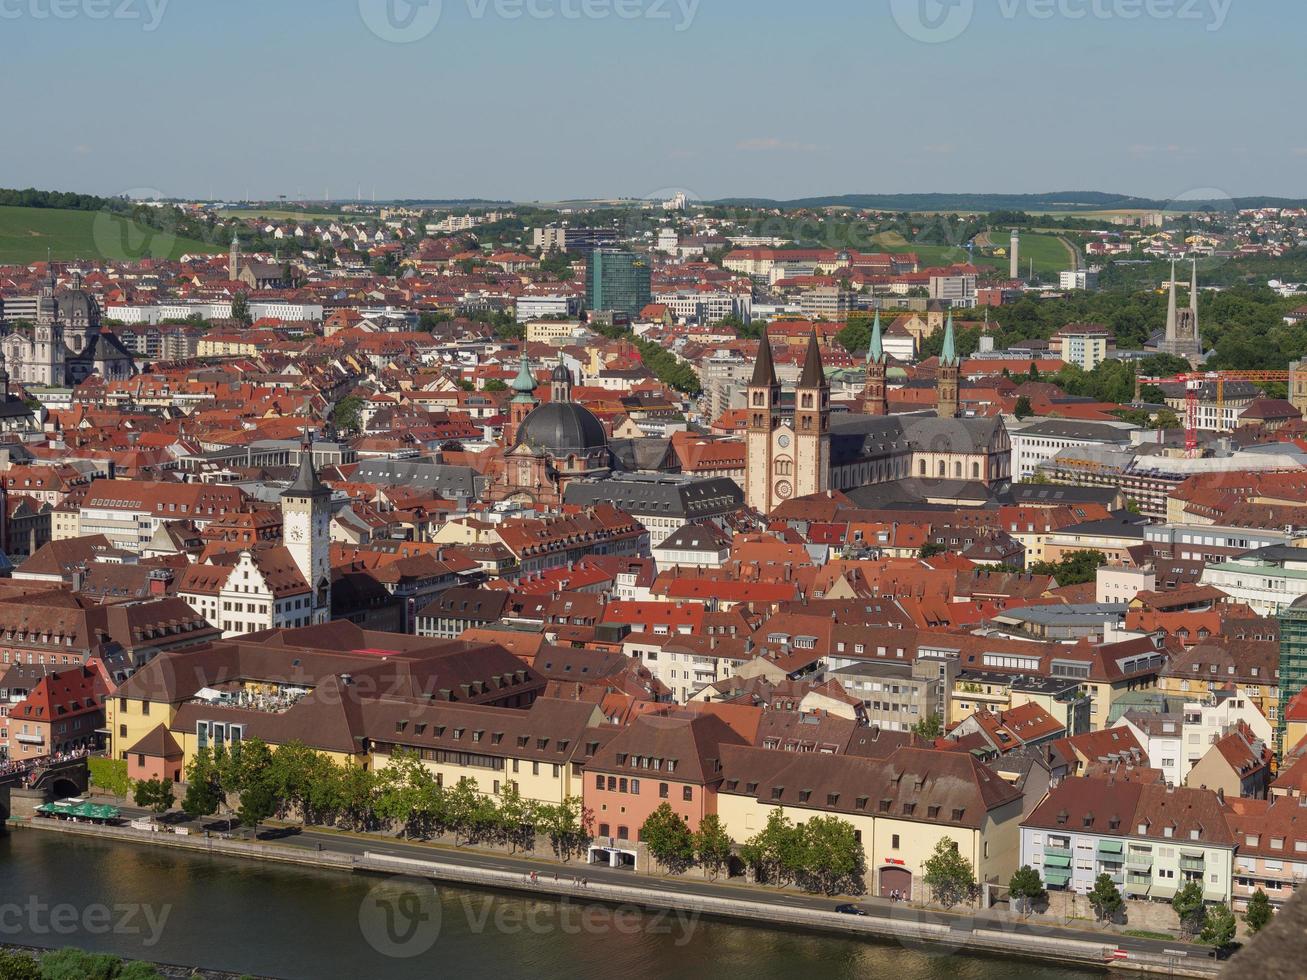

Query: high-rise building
[1010,230,1021,280]
[585,249,652,317]
[1276,596,1307,754]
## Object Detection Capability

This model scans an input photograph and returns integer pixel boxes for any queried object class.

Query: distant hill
[707,191,1307,212]
[0,204,221,264]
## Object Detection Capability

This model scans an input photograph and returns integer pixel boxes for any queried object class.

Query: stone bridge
[0,758,90,825]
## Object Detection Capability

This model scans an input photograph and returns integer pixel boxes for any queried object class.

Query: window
[659,782,669,799]
[683,786,693,802]
[891,834,900,850]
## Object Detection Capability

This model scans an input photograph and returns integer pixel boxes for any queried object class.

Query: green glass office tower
[1277,596,1307,755]
[586,249,652,317]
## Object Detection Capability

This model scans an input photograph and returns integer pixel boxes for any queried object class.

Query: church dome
[515,402,607,455]
[55,287,101,327]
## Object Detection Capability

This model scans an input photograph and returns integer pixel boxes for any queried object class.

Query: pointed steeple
[867,311,884,365]
[940,311,957,366]
[751,325,779,388]
[1165,260,1178,341]
[284,428,329,497]
[798,329,827,389]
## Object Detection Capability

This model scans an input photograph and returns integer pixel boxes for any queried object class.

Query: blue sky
[1,0,1301,202]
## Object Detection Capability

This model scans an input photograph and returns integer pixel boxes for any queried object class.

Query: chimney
[70,563,86,593]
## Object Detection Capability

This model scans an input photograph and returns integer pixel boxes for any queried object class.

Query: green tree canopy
[1087,873,1124,923]
[923,837,976,908]
[641,802,696,872]
[1244,888,1272,933]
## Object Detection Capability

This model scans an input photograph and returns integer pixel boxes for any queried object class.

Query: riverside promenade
[12,817,1221,978]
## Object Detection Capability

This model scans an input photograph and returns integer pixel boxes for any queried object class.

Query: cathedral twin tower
[744,313,962,515]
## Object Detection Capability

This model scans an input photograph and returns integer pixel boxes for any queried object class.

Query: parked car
[834,904,868,916]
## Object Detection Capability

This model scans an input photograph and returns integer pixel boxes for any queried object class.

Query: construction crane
[1135,370,1291,455]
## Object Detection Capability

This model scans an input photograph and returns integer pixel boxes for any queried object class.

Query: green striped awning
[1044,869,1073,886]
[1044,854,1072,868]
[1097,840,1124,853]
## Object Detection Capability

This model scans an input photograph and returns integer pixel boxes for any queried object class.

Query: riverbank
[11,819,1219,978]
[0,943,274,980]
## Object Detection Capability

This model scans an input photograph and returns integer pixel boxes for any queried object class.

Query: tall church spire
[798,329,827,390]
[864,311,888,417]
[751,325,779,388]
[1165,260,1178,341]
[937,312,960,419]
[867,311,884,365]
[940,311,958,366]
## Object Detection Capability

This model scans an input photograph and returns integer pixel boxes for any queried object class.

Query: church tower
[505,351,539,446]
[863,311,888,417]
[1161,259,1204,366]
[229,233,241,282]
[550,354,573,402]
[280,433,331,624]
[794,329,831,500]
[937,311,960,419]
[745,326,781,513]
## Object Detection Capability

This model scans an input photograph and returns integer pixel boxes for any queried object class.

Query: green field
[221,208,355,223]
[0,205,222,264]
[976,230,1075,277]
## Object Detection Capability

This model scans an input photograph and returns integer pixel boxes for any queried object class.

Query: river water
[0,832,1101,980]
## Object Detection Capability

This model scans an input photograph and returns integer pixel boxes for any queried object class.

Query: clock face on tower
[289,526,304,542]
[774,480,792,500]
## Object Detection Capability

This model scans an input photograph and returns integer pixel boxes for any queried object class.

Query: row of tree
[1008,864,1275,950]
[173,741,592,859]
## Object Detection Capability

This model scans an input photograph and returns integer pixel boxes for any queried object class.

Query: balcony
[1044,845,1072,859]
[15,732,45,746]
[1179,856,1206,873]
[1126,852,1154,871]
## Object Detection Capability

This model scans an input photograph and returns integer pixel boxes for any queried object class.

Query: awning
[1152,883,1178,899]
[1179,848,1206,858]
[1043,854,1072,868]
[1044,869,1073,886]
[1097,840,1124,853]
[1124,881,1151,897]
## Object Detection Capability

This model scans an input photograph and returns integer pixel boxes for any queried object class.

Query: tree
[181,747,222,821]
[1087,873,1124,924]
[911,713,944,740]
[236,777,277,831]
[1173,880,1207,938]
[1200,903,1237,952]
[799,815,864,895]
[641,803,696,873]
[692,814,733,880]
[1244,888,1272,934]
[918,542,947,560]
[483,379,508,392]
[88,757,132,797]
[331,395,364,433]
[1014,395,1034,420]
[1008,865,1046,915]
[495,783,538,854]
[740,809,806,887]
[1028,549,1108,587]
[536,796,592,861]
[133,777,175,815]
[0,949,41,980]
[231,292,252,327]
[922,837,976,908]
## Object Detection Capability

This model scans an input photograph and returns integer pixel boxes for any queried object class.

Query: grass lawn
[1122,929,1175,941]
[980,230,1074,277]
[0,205,222,264]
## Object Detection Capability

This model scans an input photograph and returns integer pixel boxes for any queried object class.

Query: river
[0,832,1102,980]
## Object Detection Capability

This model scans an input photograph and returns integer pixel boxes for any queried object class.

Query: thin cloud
[736,137,819,153]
